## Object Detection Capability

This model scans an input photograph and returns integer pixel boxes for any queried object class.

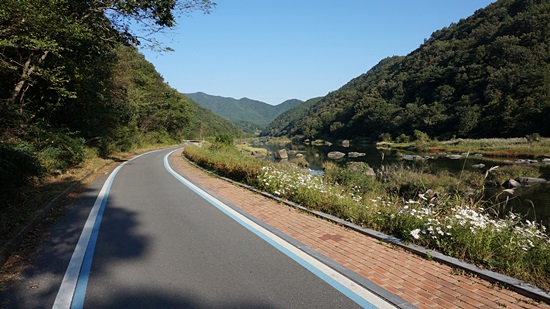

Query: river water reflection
[251,141,550,228]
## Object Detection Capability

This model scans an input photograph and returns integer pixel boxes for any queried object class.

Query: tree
[93,0,216,48]
[0,0,215,121]
[1,0,221,167]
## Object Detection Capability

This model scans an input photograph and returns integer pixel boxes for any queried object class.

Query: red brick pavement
[170,150,548,309]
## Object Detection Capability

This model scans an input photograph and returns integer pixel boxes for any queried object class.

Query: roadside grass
[183,143,265,184]
[183,143,550,291]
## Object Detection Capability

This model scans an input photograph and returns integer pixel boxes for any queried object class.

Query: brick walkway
[169,150,548,309]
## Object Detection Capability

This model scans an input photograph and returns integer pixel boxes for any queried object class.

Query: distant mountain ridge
[185,92,302,133]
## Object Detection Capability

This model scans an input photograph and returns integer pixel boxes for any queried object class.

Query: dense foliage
[0,0,235,183]
[269,0,550,140]
[185,92,303,133]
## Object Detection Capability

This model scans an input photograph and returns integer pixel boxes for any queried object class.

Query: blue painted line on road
[70,165,120,309]
[164,150,381,309]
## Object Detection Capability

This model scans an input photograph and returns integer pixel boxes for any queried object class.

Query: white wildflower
[410,229,421,239]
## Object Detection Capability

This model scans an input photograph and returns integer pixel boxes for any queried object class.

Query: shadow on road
[0,189,151,308]
[86,287,278,309]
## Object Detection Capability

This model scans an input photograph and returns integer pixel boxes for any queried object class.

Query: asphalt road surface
[1,148,396,308]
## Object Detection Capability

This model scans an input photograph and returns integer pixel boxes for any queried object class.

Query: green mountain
[184,102,244,140]
[266,0,550,140]
[185,92,302,132]
[262,97,323,137]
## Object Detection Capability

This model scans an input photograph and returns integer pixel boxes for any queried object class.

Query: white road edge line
[52,150,163,309]
[164,149,396,309]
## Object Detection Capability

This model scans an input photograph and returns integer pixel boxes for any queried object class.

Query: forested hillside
[115,47,243,143]
[269,0,550,141]
[262,97,323,137]
[0,0,237,187]
[185,92,302,132]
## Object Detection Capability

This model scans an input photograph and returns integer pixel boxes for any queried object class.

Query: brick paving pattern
[170,150,548,309]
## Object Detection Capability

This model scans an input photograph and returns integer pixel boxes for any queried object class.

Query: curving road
[2,148,396,308]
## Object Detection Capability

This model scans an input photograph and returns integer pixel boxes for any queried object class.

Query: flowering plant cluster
[257,165,326,198]
[403,201,549,251]
[256,164,550,288]
[256,165,367,219]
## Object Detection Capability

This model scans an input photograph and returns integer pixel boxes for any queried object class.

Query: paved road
[2,148,396,308]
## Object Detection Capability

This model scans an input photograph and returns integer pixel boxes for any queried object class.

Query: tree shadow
[85,288,278,309]
[0,174,82,243]
[0,188,150,308]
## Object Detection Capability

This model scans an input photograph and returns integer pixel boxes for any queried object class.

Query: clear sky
[139,0,496,105]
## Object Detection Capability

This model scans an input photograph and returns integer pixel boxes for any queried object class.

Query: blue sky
[139,0,496,105]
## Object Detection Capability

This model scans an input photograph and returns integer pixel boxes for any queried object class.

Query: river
[251,141,550,228]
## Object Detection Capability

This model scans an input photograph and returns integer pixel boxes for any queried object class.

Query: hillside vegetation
[267,0,550,141]
[262,97,323,136]
[115,47,243,144]
[0,0,237,188]
[185,92,302,132]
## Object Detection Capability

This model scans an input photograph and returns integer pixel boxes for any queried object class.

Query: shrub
[378,132,392,142]
[215,133,234,146]
[323,161,382,195]
[485,165,541,186]
[0,143,44,187]
[413,130,430,143]
[395,134,410,143]
[378,164,468,198]
[525,133,541,142]
[37,132,86,171]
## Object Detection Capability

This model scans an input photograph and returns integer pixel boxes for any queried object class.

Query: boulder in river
[517,177,548,185]
[514,159,538,164]
[273,149,288,160]
[447,154,463,160]
[327,151,346,159]
[502,178,521,188]
[402,154,426,161]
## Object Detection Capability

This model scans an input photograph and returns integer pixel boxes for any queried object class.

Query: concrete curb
[180,153,550,305]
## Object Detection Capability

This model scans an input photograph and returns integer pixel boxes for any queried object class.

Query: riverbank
[377,137,550,159]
